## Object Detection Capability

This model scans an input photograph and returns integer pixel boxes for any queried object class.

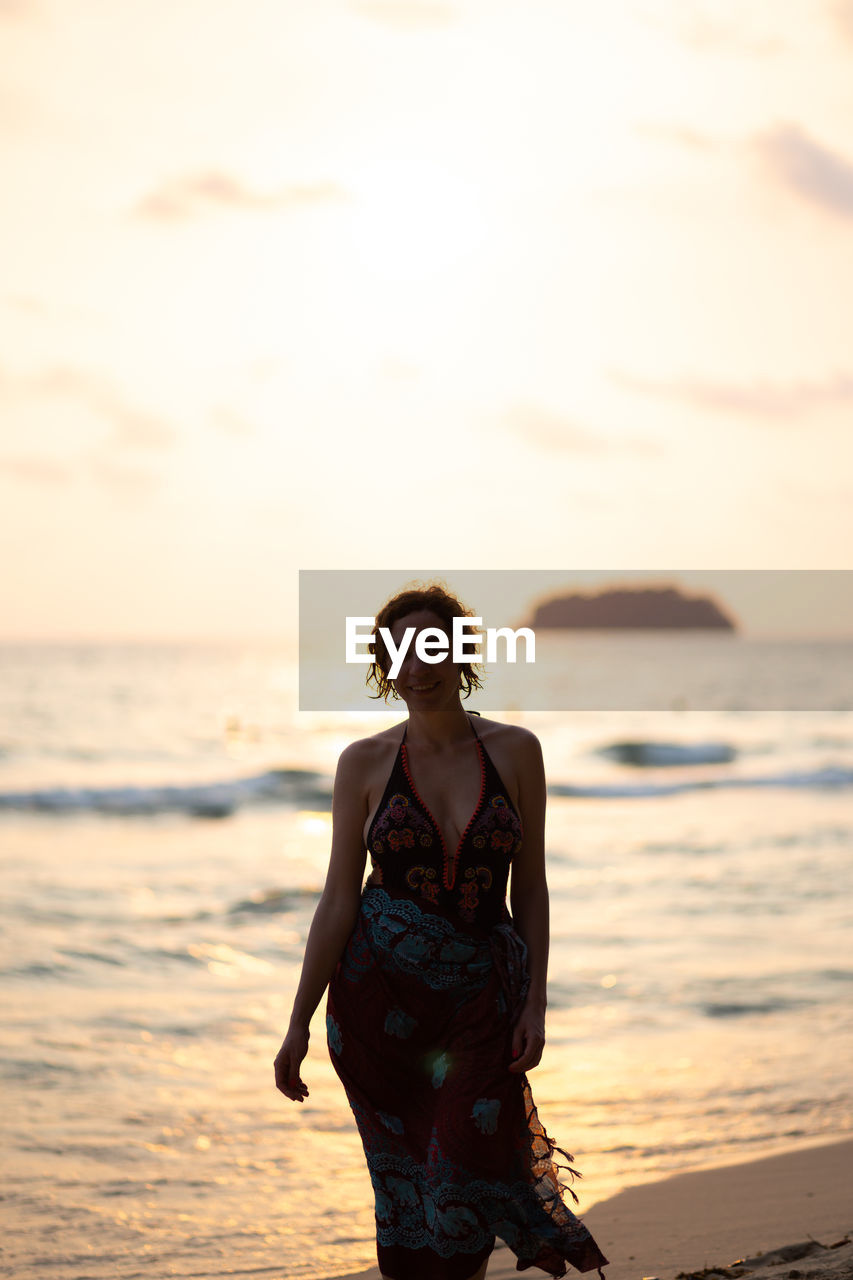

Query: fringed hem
[508,1078,609,1277]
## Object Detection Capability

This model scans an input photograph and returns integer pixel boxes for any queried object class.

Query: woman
[274,585,608,1280]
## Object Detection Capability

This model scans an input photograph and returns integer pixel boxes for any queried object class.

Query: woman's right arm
[274,741,369,1102]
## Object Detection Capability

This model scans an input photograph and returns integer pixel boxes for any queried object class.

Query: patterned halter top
[364,713,524,931]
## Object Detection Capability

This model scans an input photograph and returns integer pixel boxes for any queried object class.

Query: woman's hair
[366,582,484,703]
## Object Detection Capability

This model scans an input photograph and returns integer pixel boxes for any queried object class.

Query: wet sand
[328,1137,853,1280]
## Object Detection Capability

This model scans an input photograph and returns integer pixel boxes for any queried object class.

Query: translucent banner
[298,570,853,711]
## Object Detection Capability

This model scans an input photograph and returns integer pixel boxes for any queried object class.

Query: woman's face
[387,609,462,709]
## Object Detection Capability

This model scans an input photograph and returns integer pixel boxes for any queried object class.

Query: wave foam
[0,767,332,817]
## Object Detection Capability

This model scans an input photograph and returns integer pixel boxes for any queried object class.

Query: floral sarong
[326,884,609,1280]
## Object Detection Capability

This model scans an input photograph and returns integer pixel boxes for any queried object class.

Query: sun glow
[344,154,489,286]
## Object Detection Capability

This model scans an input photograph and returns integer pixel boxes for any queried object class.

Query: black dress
[326,714,608,1279]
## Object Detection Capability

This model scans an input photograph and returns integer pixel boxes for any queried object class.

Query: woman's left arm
[508,728,549,1073]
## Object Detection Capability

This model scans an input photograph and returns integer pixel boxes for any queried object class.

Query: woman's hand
[274,1025,310,1101]
[508,998,545,1073]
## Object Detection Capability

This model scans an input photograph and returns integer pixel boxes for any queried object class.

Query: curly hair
[366,581,484,703]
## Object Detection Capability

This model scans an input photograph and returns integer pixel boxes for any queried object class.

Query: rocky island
[526,584,737,630]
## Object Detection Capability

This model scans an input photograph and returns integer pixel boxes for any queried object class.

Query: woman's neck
[404,703,473,751]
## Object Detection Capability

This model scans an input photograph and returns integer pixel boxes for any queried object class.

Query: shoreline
[326,1136,853,1280]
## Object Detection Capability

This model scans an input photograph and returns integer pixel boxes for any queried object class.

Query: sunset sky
[1,0,852,640]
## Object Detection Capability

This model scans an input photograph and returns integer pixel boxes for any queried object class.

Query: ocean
[2,638,852,1279]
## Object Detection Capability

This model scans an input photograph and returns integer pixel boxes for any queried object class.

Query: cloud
[245,356,287,384]
[3,293,106,328]
[0,82,40,137]
[634,122,718,151]
[348,1,455,30]
[380,356,421,382]
[86,457,160,495]
[634,3,783,54]
[135,172,347,222]
[0,455,72,484]
[502,404,662,455]
[0,364,173,500]
[0,363,176,449]
[0,449,157,496]
[0,0,37,18]
[210,406,255,436]
[610,369,853,418]
[755,123,853,219]
[830,0,853,41]
[4,294,46,315]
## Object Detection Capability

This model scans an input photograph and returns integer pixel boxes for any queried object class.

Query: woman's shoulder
[468,716,543,799]
[470,714,541,756]
[332,724,404,812]
[336,722,405,772]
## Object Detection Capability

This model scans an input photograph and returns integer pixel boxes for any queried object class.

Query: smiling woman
[364,587,484,694]
[274,583,608,1280]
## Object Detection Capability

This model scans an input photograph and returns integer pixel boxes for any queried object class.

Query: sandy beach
[328,1138,853,1280]
[3,644,851,1279]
